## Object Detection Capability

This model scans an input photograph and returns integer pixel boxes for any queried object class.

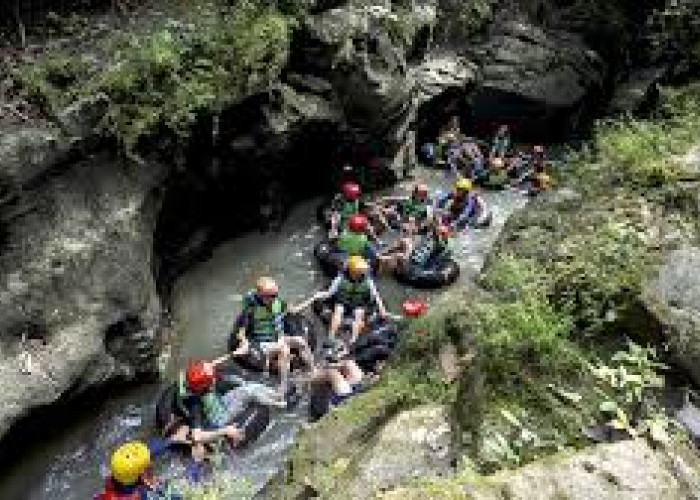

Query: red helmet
[348,213,368,233]
[186,360,215,394]
[342,182,361,200]
[413,183,429,200]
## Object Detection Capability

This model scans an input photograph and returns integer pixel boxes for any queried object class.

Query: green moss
[9,0,293,152]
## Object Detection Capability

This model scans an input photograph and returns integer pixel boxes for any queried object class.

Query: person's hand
[224,426,244,443]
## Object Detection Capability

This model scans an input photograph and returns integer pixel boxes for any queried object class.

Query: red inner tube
[402,298,427,317]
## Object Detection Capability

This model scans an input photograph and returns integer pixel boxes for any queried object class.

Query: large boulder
[285,2,437,169]
[381,439,700,499]
[0,127,164,439]
[642,247,700,387]
[468,20,605,139]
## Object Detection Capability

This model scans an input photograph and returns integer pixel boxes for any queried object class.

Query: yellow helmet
[110,441,151,486]
[455,178,472,192]
[347,255,369,275]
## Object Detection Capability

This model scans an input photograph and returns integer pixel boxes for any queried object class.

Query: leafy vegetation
[9,0,294,151]
[567,83,700,190]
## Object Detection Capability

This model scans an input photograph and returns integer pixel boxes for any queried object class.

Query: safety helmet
[437,224,450,238]
[341,182,361,200]
[347,255,369,275]
[110,441,151,486]
[186,360,215,394]
[455,178,472,192]
[491,157,504,169]
[348,213,368,233]
[413,183,429,200]
[256,276,279,297]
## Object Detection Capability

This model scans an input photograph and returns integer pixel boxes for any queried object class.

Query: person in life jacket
[173,360,248,462]
[96,441,178,500]
[437,177,487,229]
[329,181,365,238]
[307,338,365,416]
[464,140,486,179]
[407,223,452,269]
[512,145,553,192]
[334,214,377,266]
[530,145,553,191]
[231,277,314,395]
[380,183,433,230]
[310,256,388,345]
[490,124,511,161]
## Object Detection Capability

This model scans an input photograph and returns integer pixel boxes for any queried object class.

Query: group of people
[423,117,553,193]
[325,176,487,279]
[97,120,555,498]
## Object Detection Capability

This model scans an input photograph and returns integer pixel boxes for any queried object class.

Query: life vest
[96,478,149,500]
[178,372,229,428]
[400,196,428,220]
[244,292,285,343]
[336,273,372,306]
[337,231,369,256]
[410,234,447,267]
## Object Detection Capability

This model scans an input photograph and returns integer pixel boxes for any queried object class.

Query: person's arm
[367,278,388,317]
[317,275,342,301]
[453,195,477,227]
[232,309,251,355]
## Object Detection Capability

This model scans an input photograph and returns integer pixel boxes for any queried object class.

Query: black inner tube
[395,254,460,289]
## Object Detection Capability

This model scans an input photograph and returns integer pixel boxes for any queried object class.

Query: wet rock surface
[642,247,700,387]
[469,20,605,138]
[0,137,164,438]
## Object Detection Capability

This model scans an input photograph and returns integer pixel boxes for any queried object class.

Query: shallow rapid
[0,168,527,499]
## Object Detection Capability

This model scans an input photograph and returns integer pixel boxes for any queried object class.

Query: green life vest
[337,273,372,305]
[337,231,369,256]
[178,372,228,427]
[400,197,428,219]
[333,194,360,221]
[411,235,448,266]
[245,293,285,343]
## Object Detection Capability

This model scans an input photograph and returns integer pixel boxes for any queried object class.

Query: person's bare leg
[350,308,366,344]
[330,304,345,339]
[276,342,291,394]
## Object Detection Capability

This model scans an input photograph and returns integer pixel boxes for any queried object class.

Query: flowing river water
[0,168,527,500]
